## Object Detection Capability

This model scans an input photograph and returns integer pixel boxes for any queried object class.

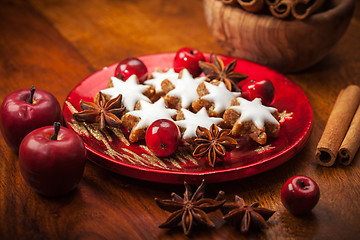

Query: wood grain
[0,0,360,239]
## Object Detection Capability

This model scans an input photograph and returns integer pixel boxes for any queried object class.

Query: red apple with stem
[0,86,62,152]
[241,79,275,106]
[114,57,148,83]
[173,47,205,77]
[281,175,320,215]
[145,119,181,157]
[19,122,86,197]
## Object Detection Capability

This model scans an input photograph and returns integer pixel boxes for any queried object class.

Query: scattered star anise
[199,53,248,92]
[193,124,237,167]
[73,92,125,130]
[155,179,225,235]
[221,195,275,233]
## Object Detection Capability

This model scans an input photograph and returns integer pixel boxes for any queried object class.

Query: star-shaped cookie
[165,69,206,109]
[144,68,179,93]
[200,81,241,113]
[126,98,177,130]
[230,98,279,129]
[176,108,223,139]
[101,75,151,111]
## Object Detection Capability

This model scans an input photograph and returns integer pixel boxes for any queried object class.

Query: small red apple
[241,79,275,106]
[19,122,86,197]
[173,47,205,77]
[114,57,148,83]
[281,175,320,215]
[0,86,62,152]
[145,119,181,157]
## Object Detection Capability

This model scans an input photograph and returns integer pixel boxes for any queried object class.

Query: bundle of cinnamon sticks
[221,0,325,20]
[316,85,360,166]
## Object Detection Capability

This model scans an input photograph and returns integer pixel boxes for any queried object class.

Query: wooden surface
[0,0,359,239]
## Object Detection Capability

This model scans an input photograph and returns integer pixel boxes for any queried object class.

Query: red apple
[173,47,205,77]
[0,86,62,152]
[19,122,86,197]
[281,175,320,215]
[241,79,275,106]
[114,57,148,83]
[145,119,181,157]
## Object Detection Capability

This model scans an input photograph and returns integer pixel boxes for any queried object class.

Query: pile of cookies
[73,48,281,165]
[101,67,280,146]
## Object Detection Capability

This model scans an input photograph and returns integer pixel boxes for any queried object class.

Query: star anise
[221,195,275,233]
[73,92,125,130]
[199,53,248,92]
[193,124,237,167]
[155,179,225,235]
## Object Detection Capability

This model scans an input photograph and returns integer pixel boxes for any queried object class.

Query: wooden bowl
[203,0,355,73]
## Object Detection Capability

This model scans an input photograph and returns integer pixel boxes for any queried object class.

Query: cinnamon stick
[266,0,291,19]
[266,0,325,20]
[237,0,264,13]
[316,85,360,166]
[222,0,238,5]
[338,105,360,165]
[292,0,325,20]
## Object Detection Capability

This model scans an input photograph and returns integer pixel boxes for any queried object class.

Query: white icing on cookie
[166,69,206,108]
[100,75,151,111]
[201,81,241,113]
[175,108,223,139]
[144,68,179,92]
[230,98,279,129]
[125,98,177,130]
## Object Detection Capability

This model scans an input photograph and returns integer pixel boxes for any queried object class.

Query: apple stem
[51,122,61,140]
[28,86,35,104]
[299,180,306,188]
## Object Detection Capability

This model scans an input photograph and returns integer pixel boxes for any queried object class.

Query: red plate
[63,53,312,184]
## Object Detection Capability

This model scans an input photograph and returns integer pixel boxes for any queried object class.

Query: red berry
[114,57,148,83]
[173,47,205,77]
[281,175,320,215]
[145,119,181,157]
[241,79,275,106]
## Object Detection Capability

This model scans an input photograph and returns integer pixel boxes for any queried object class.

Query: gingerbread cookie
[163,69,206,110]
[144,68,179,101]
[101,75,154,111]
[192,81,241,117]
[121,98,177,143]
[175,107,223,145]
[223,97,280,145]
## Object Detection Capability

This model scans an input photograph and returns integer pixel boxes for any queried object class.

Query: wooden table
[1,0,359,239]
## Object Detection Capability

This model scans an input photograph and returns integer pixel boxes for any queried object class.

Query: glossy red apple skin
[0,88,62,152]
[281,175,320,215]
[114,57,148,83]
[241,79,275,106]
[145,119,181,157]
[173,47,205,77]
[19,124,86,197]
